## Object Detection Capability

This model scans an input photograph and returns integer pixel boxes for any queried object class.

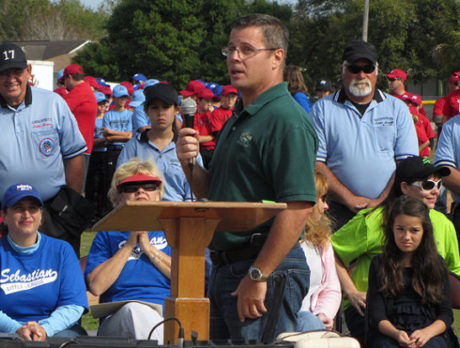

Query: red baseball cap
[410,93,422,106]
[180,80,205,97]
[448,72,460,84]
[100,85,112,96]
[120,81,134,96]
[386,69,407,81]
[63,64,84,78]
[84,76,104,90]
[220,85,238,96]
[197,88,215,100]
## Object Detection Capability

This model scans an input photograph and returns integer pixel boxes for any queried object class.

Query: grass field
[79,231,460,338]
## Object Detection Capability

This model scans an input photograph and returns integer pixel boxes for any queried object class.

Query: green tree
[288,0,460,91]
[74,0,293,88]
[0,0,108,40]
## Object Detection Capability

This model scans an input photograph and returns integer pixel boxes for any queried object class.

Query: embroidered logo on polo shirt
[39,138,54,156]
[237,132,253,147]
[0,268,58,295]
[374,117,393,126]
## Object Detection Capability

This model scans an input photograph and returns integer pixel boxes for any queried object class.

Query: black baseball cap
[342,40,378,65]
[0,42,28,73]
[144,83,178,106]
[315,79,332,92]
[396,156,450,185]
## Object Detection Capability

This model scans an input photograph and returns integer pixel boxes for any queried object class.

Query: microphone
[182,97,197,129]
[181,98,197,172]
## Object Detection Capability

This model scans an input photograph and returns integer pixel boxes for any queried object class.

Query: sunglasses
[119,182,160,193]
[387,78,401,82]
[410,179,442,191]
[346,64,375,74]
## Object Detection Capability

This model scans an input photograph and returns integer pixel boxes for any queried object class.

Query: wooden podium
[93,201,286,344]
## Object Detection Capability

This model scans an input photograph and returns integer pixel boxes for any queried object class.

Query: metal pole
[362,0,369,41]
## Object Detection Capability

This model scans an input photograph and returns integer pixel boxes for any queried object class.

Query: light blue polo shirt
[311,89,418,199]
[0,86,87,201]
[92,117,106,152]
[116,132,203,201]
[434,116,460,203]
[103,109,133,146]
[132,105,150,133]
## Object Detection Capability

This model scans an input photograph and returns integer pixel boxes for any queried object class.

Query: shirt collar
[234,82,290,118]
[0,84,32,109]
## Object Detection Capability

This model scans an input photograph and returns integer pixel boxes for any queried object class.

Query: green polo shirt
[208,82,318,251]
[331,206,460,311]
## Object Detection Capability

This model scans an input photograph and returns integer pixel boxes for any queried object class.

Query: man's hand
[348,289,367,316]
[16,322,47,341]
[176,128,200,166]
[317,313,333,330]
[231,275,267,322]
[344,196,370,213]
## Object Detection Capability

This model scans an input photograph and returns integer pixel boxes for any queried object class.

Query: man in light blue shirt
[434,115,460,248]
[311,40,418,230]
[0,41,88,254]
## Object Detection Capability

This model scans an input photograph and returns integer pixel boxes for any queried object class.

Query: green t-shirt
[208,82,318,251]
[331,206,460,310]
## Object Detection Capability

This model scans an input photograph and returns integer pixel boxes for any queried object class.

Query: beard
[348,78,373,97]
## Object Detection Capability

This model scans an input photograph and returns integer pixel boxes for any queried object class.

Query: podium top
[92,201,287,232]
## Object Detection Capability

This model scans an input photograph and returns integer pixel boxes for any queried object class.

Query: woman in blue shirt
[284,64,312,114]
[0,184,88,341]
[85,158,171,343]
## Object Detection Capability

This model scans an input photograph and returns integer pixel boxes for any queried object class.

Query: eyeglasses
[119,182,160,193]
[222,45,278,59]
[410,179,442,191]
[346,64,375,74]
[11,205,41,214]
[388,78,401,82]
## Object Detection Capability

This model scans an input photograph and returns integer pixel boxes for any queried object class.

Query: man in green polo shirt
[177,14,317,340]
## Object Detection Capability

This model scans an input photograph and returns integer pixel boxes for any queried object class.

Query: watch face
[249,267,261,280]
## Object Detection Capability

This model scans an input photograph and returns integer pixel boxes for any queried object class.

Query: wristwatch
[248,266,268,282]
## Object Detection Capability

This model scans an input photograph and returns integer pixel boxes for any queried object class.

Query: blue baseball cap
[112,84,129,98]
[144,79,160,89]
[96,77,109,87]
[133,73,147,82]
[57,69,64,81]
[129,89,146,107]
[2,184,43,209]
[94,91,108,104]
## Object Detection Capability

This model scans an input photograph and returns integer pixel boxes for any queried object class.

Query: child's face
[198,98,213,113]
[401,175,441,209]
[221,93,238,109]
[97,102,108,115]
[146,99,178,131]
[114,96,128,108]
[392,214,424,255]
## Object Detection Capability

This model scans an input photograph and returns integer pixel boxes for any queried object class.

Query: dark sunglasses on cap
[119,181,160,193]
[410,179,442,192]
[346,64,375,74]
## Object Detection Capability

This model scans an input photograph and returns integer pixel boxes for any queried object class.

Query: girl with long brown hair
[367,195,455,347]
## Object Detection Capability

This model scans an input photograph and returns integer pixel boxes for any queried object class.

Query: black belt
[210,233,300,266]
[107,144,124,151]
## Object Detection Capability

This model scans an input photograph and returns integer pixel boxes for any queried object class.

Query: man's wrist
[248,266,268,282]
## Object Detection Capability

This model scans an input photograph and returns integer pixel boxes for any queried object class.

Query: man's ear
[400,182,409,195]
[272,48,285,70]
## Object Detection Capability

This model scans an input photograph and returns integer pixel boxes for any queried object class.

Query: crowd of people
[0,12,459,348]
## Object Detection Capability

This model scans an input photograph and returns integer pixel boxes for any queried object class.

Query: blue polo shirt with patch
[0,86,87,201]
[116,132,203,201]
[434,116,460,203]
[311,89,418,199]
